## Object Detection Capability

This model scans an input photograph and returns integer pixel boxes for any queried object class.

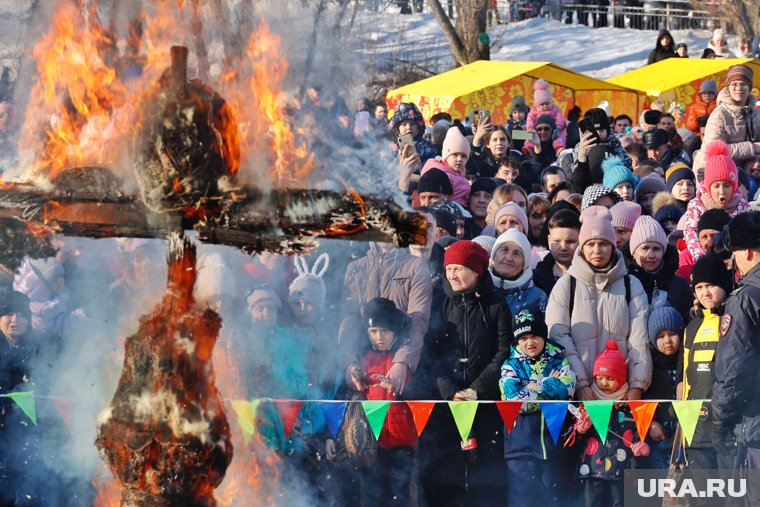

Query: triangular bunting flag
[361,401,391,440]
[672,400,703,446]
[449,401,478,441]
[583,401,614,444]
[231,399,260,444]
[406,402,435,436]
[1,391,37,425]
[319,402,347,439]
[274,400,304,439]
[629,401,659,443]
[540,402,569,444]
[495,401,521,434]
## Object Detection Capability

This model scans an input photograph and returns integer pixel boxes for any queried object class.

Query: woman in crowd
[424,240,511,506]
[469,122,518,179]
[623,215,692,321]
[546,206,651,401]
[489,228,548,316]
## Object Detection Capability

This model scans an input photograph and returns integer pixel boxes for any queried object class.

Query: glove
[631,441,650,457]
[575,411,592,434]
[541,378,568,399]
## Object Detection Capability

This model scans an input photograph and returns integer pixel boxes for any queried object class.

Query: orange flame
[19,3,126,180]
[220,19,315,186]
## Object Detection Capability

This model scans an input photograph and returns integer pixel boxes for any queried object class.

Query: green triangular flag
[449,402,479,441]
[672,400,703,446]
[583,401,613,444]
[1,391,36,425]
[231,399,261,444]
[361,400,391,440]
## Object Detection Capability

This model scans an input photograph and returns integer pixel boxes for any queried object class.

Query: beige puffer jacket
[545,249,651,391]
[693,88,760,172]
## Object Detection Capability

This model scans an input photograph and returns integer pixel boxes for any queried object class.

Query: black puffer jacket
[434,273,513,401]
[624,243,693,323]
[712,264,760,446]
[647,29,677,65]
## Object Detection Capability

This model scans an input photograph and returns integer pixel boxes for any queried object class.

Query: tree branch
[427,0,468,66]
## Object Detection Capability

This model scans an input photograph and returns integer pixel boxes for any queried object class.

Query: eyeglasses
[536,126,552,132]
[729,81,749,89]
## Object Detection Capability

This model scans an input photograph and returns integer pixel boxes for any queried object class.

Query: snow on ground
[352,9,718,81]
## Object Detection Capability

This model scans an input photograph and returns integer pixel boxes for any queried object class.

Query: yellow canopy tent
[385,60,644,125]
[607,58,760,127]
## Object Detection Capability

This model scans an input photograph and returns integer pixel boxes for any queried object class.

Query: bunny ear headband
[293,253,330,278]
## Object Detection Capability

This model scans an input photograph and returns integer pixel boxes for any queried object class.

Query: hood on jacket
[653,29,675,52]
[568,247,628,289]
[716,87,758,111]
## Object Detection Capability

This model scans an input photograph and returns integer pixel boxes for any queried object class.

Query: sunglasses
[536,126,552,132]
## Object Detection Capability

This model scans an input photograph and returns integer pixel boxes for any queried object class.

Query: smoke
[2,1,414,504]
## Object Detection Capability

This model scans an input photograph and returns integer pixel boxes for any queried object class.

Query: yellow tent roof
[386,60,643,124]
[390,60,636,98]
[607,58,760,98]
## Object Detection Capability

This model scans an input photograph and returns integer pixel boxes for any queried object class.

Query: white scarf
[490,267,532,291]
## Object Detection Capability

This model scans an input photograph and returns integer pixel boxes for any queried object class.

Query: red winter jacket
[361,350,418,449]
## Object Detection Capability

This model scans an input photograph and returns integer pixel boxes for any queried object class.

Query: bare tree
[691,0,759,39]
[427,0,489,67]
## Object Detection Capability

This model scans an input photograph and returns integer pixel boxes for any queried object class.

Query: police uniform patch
[720,315,732,336]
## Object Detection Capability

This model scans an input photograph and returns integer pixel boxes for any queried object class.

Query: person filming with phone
[389,102,437,195]
[569,108,632,192]
[468,111,521,179]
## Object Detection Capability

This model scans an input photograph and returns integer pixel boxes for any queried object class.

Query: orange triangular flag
[274,400,304,439]
[629,401,659,442]
[495,401,522,433]
[406,402,435,436]
[51,397,74,432]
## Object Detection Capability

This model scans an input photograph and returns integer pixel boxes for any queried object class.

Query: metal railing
[559,3,713,31]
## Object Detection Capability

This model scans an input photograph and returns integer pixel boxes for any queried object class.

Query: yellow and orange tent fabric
[385,60,644,125]
[607,57,760,126]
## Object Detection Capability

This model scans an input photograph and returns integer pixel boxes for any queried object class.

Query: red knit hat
[444,240,490,276]
[593,340,627,388]
[703,140,738,194]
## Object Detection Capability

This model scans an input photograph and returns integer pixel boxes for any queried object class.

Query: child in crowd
[524,79,567,154]
[677,208,730,282]
[602,156,637,202]
[676,253,735,470]
[533,208,580,295]
[682,140,749,263]
[353,297,418,506]
[610,201,641,248]
[572,341,650,507]
[506,95,529,151]
[643,304,683,469]
[665,162,696,211]
[634,174,667,216]
[500,309,575,507]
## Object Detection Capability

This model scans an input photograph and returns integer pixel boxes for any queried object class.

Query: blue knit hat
[654,204,683,227]
[602,156,636,190]
[647,305,684,346]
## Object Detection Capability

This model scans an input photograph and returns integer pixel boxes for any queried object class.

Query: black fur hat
[723,210,760,251]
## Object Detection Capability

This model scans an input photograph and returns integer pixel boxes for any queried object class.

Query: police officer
[712,210,760,506]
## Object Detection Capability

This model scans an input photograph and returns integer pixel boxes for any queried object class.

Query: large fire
[18,1,313,187]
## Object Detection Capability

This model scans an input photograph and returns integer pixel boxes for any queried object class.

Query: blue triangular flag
[541,402,569,444]
[319,402,347,439]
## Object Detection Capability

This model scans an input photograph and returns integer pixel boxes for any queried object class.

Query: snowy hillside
[353,10,718,80]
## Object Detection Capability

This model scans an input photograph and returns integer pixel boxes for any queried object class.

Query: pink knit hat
[610,201,641,231]
[579,205,616,247]
[493,202,529,233]
[442,126,471,161]
[629,215,667,255]
[703,140,738,194]
[533,78,553,105]
[593,340,627,388]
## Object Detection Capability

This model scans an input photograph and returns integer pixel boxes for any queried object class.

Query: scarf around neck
[591,382,629,401]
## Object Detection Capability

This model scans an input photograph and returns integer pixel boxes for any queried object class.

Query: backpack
[568,274,631,321]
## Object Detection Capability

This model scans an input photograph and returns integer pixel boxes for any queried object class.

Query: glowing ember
[96,233,232,506]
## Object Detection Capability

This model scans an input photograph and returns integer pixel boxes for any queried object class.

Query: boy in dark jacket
[533,208,580,295]
[352,297,419,506]
[500,309,575,507]
[571,341,650,507]
[643,304,683,469]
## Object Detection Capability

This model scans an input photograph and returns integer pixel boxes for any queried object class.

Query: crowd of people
[2,54,760,506]
[647,28,760,62]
